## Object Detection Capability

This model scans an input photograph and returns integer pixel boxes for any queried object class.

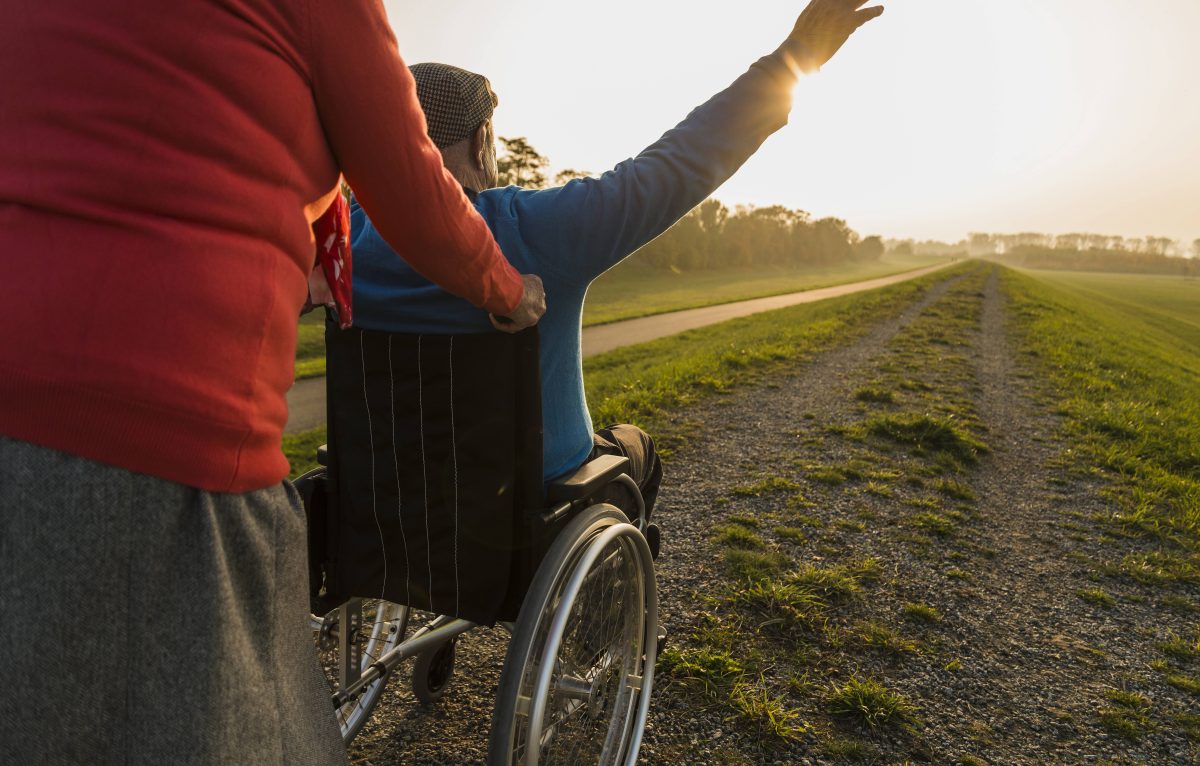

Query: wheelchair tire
[412,636,457,704]
[488,504,658,766]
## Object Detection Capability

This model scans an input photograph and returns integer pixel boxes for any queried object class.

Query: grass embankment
[1026,269,1200,350]
[290,254,948,382]
[1003,269,1200,730]
[1004,269,1199,553]
[656,269,993,762]
[283,262,972,477]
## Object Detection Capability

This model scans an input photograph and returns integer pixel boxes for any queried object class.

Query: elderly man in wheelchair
[296,1,885,762]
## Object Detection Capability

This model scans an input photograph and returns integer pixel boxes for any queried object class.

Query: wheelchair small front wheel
[311,599,408,744]
[412,636,457,704]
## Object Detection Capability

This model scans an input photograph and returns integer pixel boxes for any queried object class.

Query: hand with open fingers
[785,0,885,75]
[490,273,547,333]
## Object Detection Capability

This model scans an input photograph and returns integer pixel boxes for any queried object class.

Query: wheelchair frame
[297,324,659,765]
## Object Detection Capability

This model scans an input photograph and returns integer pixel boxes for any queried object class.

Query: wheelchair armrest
[546,454,630,503]
[317,444,330,467]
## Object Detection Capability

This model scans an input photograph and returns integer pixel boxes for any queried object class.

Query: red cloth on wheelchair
[317,326,539,624]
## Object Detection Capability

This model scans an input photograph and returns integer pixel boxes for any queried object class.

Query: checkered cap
[409,63,498,150]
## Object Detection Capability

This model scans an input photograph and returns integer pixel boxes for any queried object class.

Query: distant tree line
[496,136,884,272]
[964,232,1193,259]
[991,245,1200,277]
[886,230,1200,276]
[634,200,884,271]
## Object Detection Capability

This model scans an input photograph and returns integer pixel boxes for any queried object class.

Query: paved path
[284,261,954,433]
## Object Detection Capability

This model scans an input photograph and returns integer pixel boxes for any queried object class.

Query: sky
[384,0,1200,248]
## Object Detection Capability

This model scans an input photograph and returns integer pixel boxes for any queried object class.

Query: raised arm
[502,0,884,288]
[309,0,544,329]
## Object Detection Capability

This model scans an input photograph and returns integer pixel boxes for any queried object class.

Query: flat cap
[409,63,498,150]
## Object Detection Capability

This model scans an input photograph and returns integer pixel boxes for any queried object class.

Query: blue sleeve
[502,50,797,289]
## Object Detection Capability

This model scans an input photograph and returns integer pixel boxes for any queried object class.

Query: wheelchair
[294,322,659,765]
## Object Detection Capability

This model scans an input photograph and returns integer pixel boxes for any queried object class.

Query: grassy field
[582,253,947,327]
[1020,269,1200,350]
[282,263,970,477]
[1003,268,1200,554]
[291,254,948,381]
[1001,269,1200,752]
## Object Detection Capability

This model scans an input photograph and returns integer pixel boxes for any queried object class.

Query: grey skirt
[0,436,346,765]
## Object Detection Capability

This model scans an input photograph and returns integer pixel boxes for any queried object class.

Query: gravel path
[344,267,1197,765]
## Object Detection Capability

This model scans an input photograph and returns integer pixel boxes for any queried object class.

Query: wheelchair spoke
[522,534,646,765]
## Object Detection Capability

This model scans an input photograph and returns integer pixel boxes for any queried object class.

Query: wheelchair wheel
[412,636,457,703]
[488,504,658,766]
[311,599,408,744]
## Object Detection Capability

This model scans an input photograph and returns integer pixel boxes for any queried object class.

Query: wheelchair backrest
[318,322,543,624]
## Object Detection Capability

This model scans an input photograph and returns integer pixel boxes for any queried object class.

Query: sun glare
[390,0,1200,247]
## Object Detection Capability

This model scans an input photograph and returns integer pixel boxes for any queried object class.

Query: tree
[1193,239,1200,260]
[854,236,885,262]
[496,137,549,188]
[968,233,995,257]
[553,168,592,186]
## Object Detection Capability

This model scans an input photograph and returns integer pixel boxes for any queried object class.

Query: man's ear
[472,121,490,171]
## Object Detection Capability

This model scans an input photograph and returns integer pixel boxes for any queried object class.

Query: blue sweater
[351,50,795,481]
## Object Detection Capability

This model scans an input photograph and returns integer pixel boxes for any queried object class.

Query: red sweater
[0,1,523,492]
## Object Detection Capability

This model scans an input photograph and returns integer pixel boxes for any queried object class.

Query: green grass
[282,427,327,478]
[733,579,824,622]
[731,477,802,496]
[658,645,746,694]
[1002,269,1200,549]
[293,311,327,379]
[1166,673,1200,696]
[713,524,766,550]
[1076,588,1116,608]
[728,679,808,740]
[724,549,789,581]
[825,677,917,728]
[1029,270,1200,350]
[774,526,809,544]
[902,602,943,624]
[785,559,880,602]
[854,386,897,404]
[857,620,920,655]
[1176,712,1200,742]
[907,511,957,538]
[865,413,988,465]
[1097,689,1154,741]
[1156,633,1200,662]
[935,478,977,502]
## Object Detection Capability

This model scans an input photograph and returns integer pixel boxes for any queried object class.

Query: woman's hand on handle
[490,274,547,333]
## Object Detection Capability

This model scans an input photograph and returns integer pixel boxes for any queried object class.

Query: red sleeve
[306,0,522,315]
